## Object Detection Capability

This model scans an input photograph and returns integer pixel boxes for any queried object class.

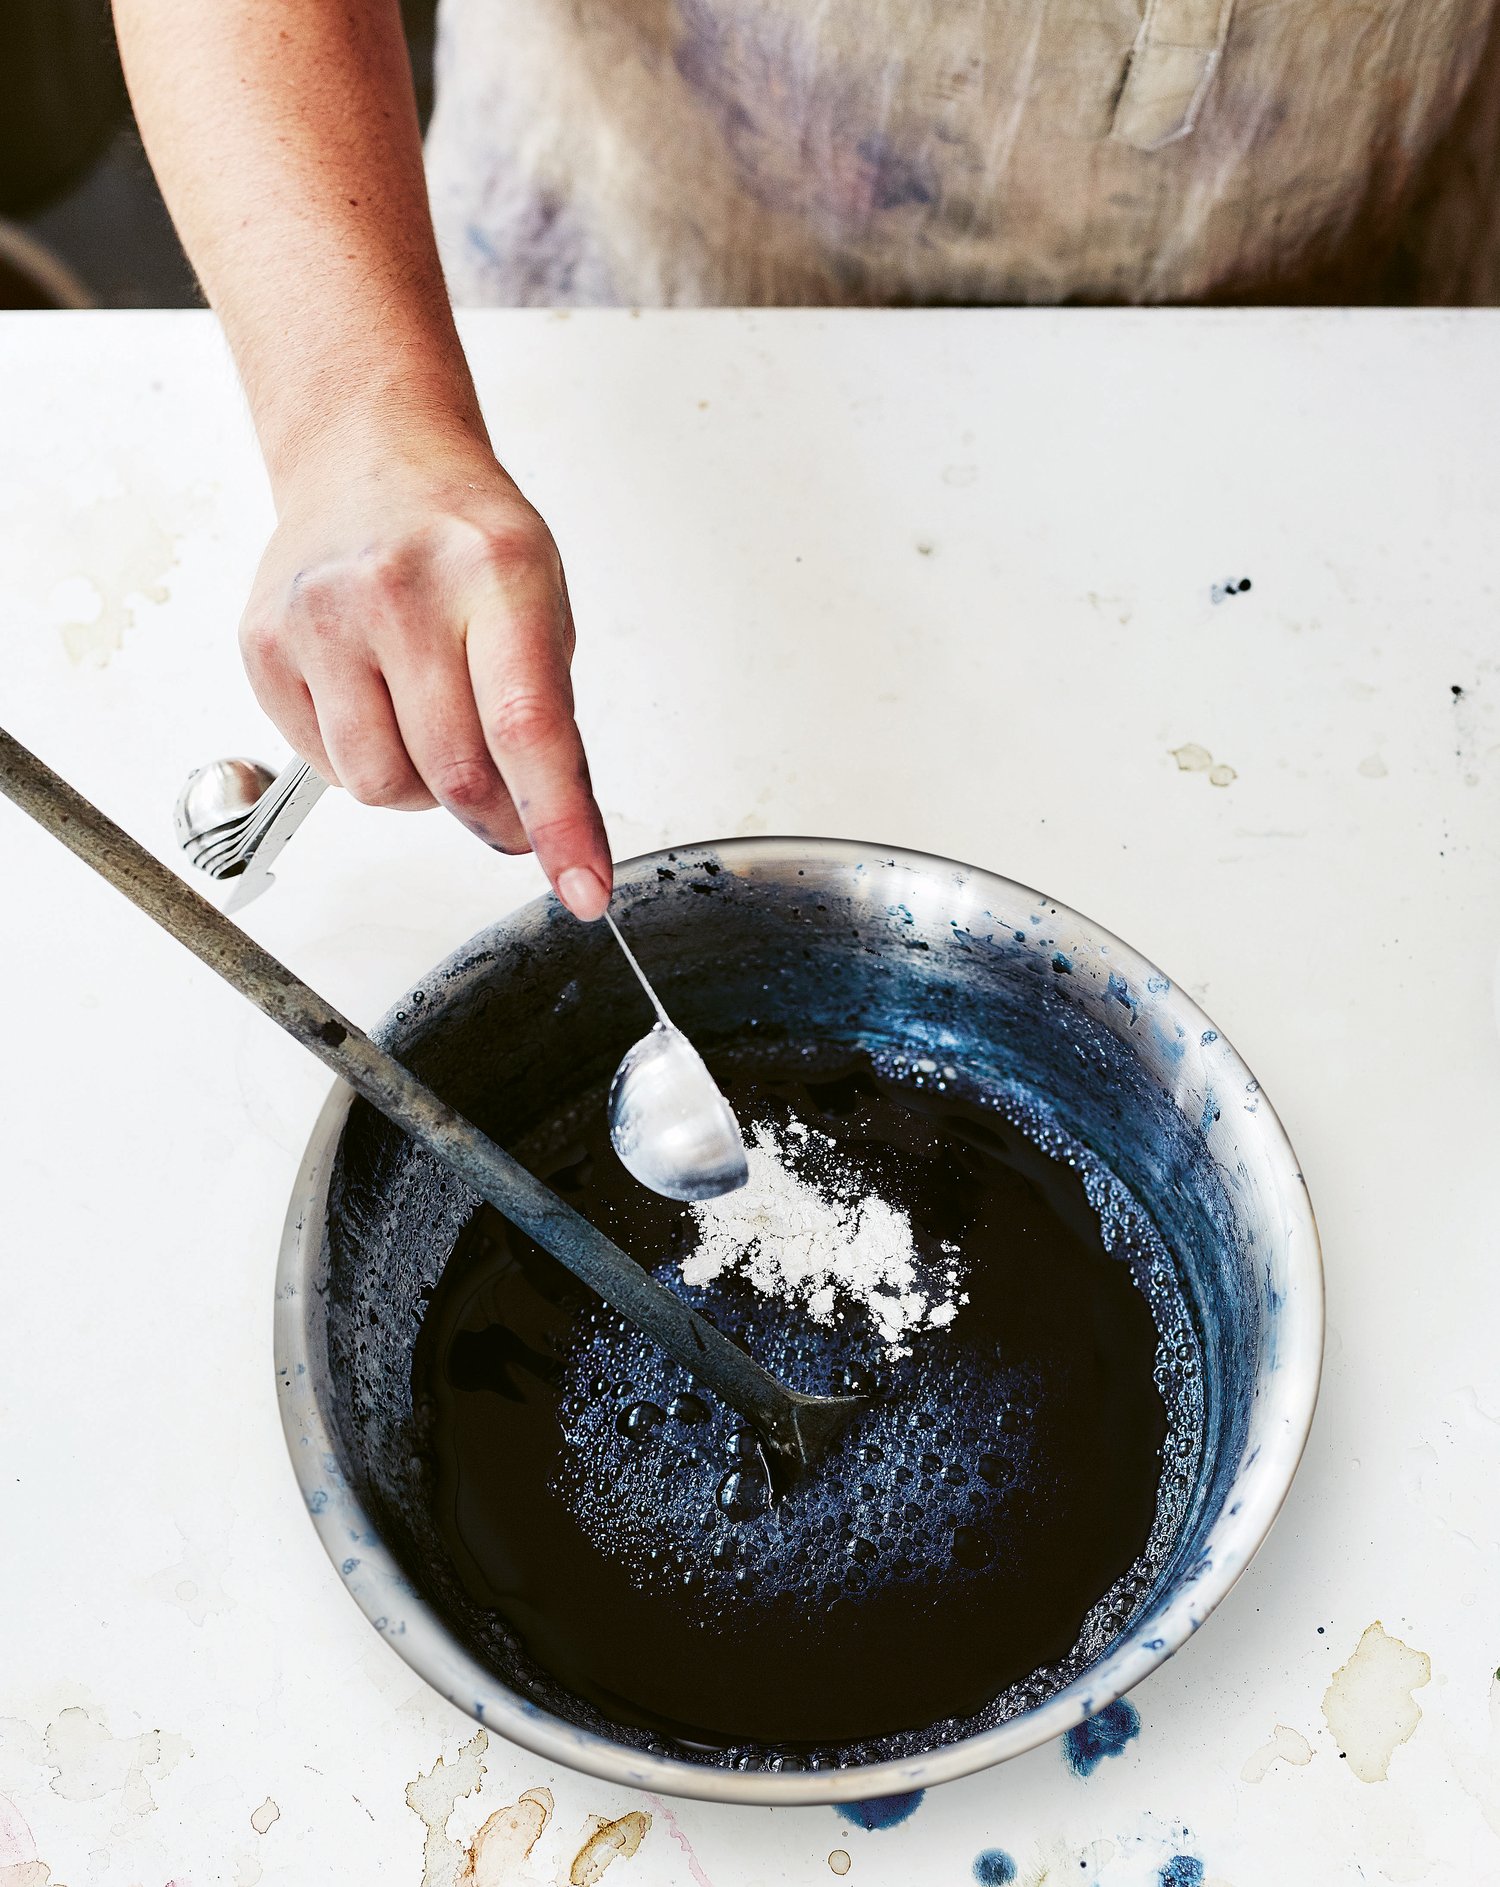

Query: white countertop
[1,308,1497,1886]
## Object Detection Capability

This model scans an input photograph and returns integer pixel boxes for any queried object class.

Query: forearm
[113,0,485,498]
[115,0,613,915]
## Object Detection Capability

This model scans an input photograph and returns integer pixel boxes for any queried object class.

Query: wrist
[261,360,494,510]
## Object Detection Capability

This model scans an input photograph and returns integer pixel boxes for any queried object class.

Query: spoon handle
[222,760,328,912]
[0,726,854,1463]
[604,910,672,1027]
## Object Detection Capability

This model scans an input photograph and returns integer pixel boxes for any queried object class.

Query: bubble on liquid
[617,1400,664,1438]
[717,1468,770,1521]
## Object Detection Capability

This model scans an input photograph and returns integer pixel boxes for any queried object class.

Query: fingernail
[557,866,610,920]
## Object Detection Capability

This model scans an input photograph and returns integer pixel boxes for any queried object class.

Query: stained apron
[425,0,1500,305]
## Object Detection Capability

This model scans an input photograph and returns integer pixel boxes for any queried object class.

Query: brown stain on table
[459,1786,554,1885]
[405,1728,490,1887]
[568,1810,651,1885]
[405,1742,650,1887]
[1322,1620,1432,1782]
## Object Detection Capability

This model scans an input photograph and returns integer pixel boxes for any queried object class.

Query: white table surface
[1,308,1497,1887]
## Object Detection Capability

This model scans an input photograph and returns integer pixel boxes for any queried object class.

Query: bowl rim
[272,835,1325,1805]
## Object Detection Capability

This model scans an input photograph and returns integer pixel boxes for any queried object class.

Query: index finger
[467,582,612,920]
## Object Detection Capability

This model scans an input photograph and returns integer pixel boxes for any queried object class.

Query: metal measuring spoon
[603,913,749,1203]
[173,756,328,911]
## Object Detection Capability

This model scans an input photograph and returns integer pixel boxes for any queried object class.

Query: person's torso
[426,0,1500,305]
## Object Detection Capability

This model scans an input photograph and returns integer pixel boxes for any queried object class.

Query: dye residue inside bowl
[411,1051,1204,1761]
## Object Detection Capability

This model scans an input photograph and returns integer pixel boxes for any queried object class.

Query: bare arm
[113,0,613,919]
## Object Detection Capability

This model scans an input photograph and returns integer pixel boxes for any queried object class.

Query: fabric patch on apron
[1110,0,1236,150]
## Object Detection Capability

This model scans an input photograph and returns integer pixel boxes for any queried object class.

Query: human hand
[238,436,612,919]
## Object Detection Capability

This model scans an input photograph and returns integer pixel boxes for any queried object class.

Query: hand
[238,437,612,920]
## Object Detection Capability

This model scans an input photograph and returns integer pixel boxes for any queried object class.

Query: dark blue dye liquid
[413,1058,1200,1757]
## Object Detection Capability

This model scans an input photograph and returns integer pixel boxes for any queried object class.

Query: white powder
[681,1116,963,1355]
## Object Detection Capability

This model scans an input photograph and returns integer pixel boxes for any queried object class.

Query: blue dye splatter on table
[834,1790,926,1830]
[1062,1697,1141,1775]
[1159,1858,1204,1886]
[974,1850,1017,1884]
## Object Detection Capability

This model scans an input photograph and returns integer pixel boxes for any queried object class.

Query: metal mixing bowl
[273,838,1323,1805]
